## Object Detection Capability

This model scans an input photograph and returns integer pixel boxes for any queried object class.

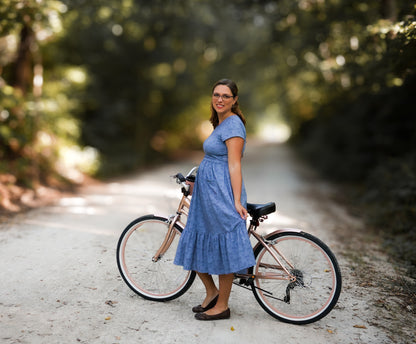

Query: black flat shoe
[195,308,231,321]
[192,295,218,313]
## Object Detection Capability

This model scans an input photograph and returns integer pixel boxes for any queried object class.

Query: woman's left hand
[235,201,248,220]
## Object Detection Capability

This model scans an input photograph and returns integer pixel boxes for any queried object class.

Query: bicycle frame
[246,219,302,283]
[117,168,341,324]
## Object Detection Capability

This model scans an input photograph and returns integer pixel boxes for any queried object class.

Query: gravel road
[0,142,413,344]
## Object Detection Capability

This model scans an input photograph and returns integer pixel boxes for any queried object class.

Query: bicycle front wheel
[116,215,196,301]
[252,231,341,324]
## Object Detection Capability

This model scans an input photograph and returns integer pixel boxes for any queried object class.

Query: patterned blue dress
[174,115,256,275]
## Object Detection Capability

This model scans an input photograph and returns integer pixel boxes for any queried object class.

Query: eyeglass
[212,93,234,100]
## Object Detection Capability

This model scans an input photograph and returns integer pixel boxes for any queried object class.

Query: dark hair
[210,79,246,129]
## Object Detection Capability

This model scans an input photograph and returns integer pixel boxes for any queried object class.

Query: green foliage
[1,0,416,275]
[0,84,38,186]
[0,0,89,189]
[291,1,416,276]
[56,0,285,175]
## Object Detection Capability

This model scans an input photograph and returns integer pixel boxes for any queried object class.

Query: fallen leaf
[105,300,118,307]
[230,326,235,331]
[353,325,367,329]
[105,316,111,321]
[327,329,333,334]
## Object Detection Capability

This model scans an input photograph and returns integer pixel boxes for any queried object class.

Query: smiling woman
[174,78,254,321]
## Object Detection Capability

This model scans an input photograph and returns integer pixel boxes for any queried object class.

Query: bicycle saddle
[247,202,276,219]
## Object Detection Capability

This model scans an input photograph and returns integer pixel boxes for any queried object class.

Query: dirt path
[0,142,413,344]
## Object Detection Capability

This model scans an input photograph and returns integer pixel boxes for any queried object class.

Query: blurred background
[0,1,415,274]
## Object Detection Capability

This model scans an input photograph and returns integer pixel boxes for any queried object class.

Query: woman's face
[212,85,237,115]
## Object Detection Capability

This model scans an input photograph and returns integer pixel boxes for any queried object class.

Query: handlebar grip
[175,173,186,183]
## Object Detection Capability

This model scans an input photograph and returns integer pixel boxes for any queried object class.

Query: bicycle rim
[116,215,196,301]
[252,232,341,324]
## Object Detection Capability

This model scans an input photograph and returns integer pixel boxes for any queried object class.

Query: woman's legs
[197,272,219,307]
[197,273,234,315]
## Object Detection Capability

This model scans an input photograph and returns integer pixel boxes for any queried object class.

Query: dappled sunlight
[21,218,114,236]
[66,67,87,84]
[59,206,98,215]
[59,197,87,206]
[44,175,183,222]
[81,195,114,205]
[57,195,116,215]
[107,180,179,199]
[57,146,100,183]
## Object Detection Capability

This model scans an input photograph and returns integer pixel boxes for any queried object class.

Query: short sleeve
[220,115,246,142]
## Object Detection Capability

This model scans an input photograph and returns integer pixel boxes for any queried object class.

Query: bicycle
[116,167,342,325]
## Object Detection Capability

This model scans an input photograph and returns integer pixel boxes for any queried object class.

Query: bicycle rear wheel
[252,231,341,324]
[116,215,196,301]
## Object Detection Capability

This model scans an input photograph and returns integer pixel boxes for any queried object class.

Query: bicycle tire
[251,231,341,324]
[116,215,196,301]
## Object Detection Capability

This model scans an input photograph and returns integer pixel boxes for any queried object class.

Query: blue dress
[174,115,256,275]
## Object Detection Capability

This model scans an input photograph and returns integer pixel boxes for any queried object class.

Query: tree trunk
[12,23,35,94]
[382,0,397,22]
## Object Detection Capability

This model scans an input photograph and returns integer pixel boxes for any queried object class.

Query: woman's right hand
[235,201,248,220]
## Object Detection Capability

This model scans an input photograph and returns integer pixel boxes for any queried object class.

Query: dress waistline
[203,154,228,163]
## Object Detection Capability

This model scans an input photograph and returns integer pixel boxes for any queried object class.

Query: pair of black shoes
[192,295,231,320]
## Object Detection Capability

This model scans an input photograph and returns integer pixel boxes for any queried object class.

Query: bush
[294,17,416,277]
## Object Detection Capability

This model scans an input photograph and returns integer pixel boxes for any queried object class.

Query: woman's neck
[218,111,234,125]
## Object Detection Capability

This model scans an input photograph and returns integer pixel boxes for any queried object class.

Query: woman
[174,79,255,321]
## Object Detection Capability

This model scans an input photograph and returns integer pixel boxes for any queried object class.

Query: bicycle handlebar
[172,167,198,196]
